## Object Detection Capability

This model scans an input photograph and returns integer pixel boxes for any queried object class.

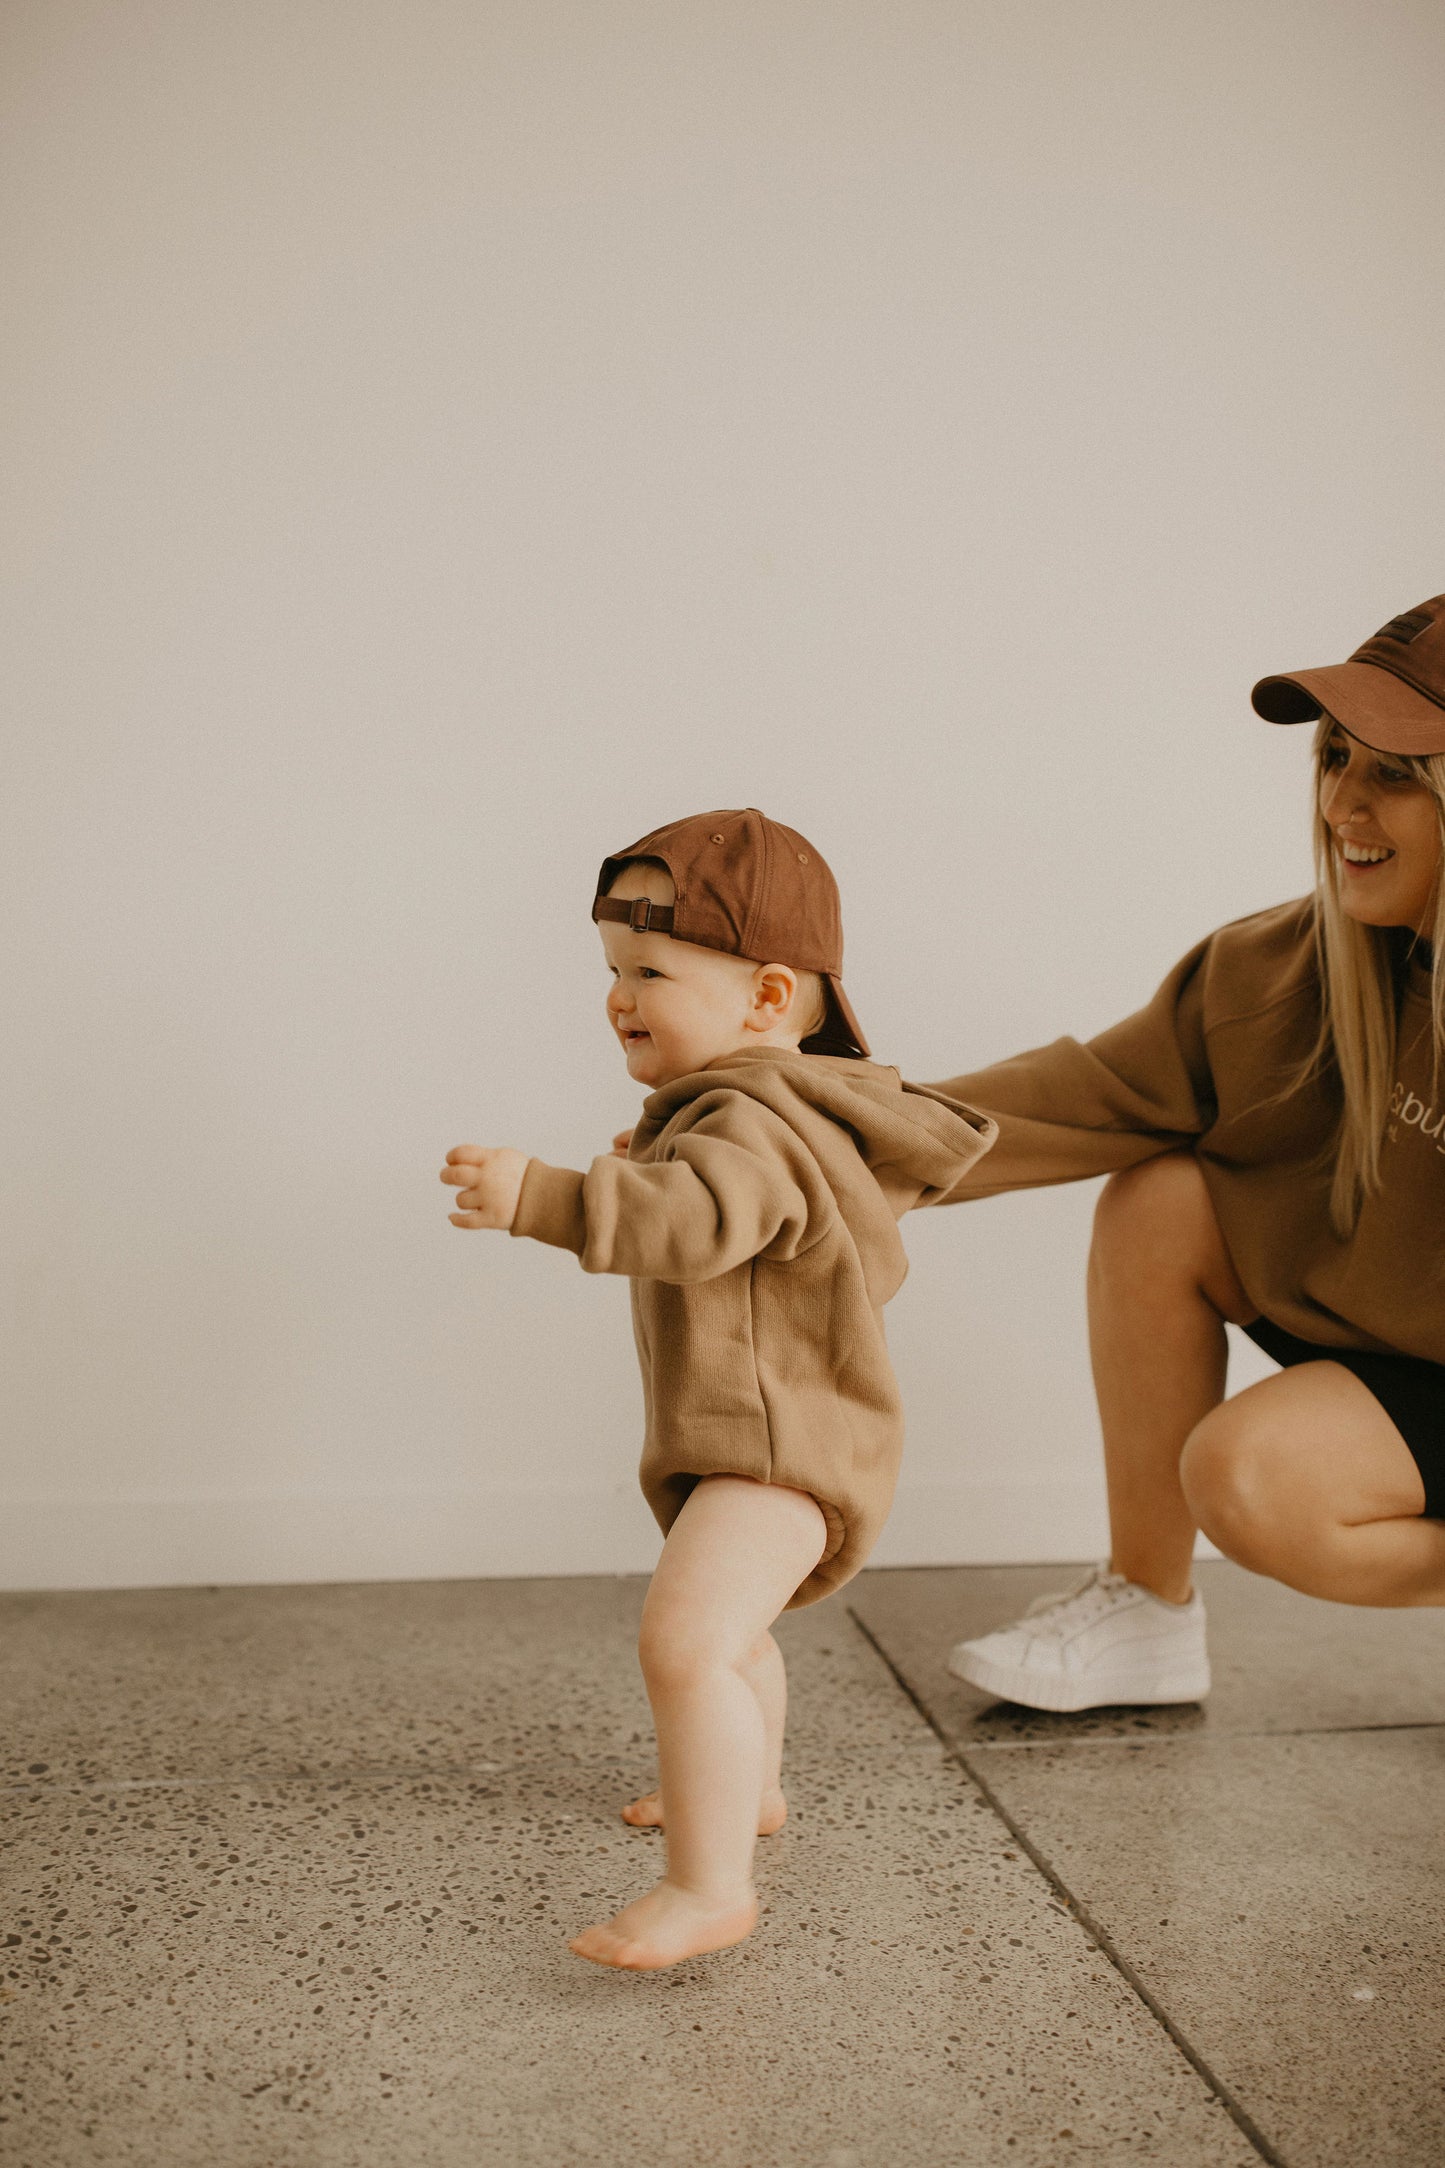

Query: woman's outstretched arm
[923,933,1216,1204]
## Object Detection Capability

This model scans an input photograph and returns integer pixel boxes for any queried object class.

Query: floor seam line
[845,1605,1288,2168]
[965,1716,1445,1751]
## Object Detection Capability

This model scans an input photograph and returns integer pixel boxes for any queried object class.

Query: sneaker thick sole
[945,1644,1211,1713]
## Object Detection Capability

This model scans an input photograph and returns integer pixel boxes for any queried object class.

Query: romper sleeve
[510,1096,819,1282]
[923,933,1217,1204]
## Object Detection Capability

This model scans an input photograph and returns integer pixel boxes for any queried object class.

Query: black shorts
[1242,1319,1445,1519]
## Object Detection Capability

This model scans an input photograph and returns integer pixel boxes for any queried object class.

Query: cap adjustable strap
[593,896,676,934]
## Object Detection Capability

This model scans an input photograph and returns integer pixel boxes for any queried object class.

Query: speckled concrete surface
[964,1729,1445,2166]
[849,1560,1445,2166]
[0,1582,1256,2168]
[848,1559,1445,1745]
[0,1577,657,1788]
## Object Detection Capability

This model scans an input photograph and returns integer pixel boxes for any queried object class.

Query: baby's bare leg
[621,1628,788,1834]
[571,1476,826,1971]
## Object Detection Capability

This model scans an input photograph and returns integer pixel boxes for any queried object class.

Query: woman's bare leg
[1182,1364,1445,1605]
[621,1629,789,1834]
[1088,1153,1256,1603]
[571,1476,826,1971]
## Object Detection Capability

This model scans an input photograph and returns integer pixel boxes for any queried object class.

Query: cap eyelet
[709,832,725,844]
[797,851,809,865]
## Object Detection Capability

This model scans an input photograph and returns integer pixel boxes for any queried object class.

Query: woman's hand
[440,1145,529,1230]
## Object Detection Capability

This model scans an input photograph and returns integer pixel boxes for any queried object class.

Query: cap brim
[1252,660,1445,756]
[801,974,869,1060]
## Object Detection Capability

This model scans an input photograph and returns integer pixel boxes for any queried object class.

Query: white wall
[4,0,1444,1590]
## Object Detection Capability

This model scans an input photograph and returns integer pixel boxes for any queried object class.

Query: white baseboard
[0,1477,1219,1593]
[0,1485,656,1593]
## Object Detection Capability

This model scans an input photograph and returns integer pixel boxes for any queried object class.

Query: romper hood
[632,1047,996,1202]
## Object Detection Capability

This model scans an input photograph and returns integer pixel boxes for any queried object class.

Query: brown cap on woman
[593,808,870,1059]
[1252,594,1445,756]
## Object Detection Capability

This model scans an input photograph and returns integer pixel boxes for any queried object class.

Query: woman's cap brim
[1251,660,1445,757]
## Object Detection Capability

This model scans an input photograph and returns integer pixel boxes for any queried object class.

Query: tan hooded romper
[512,1046,995,1605]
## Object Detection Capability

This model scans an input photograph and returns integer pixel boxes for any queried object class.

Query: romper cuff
[511,1159,587,1254]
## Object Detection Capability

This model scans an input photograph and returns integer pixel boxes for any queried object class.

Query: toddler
[441,808,994,1970]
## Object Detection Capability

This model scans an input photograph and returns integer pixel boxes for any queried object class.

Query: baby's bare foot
[620,1787,787,1836]
[569,1879,759,1971]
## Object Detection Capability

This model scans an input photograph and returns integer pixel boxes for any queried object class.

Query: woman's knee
[1091,1153,1248,1317]
[1180,1406,1285,1569]
[1093,1152,1209,1258]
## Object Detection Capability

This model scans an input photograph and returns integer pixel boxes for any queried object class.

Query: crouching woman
[931,597,1445,1712]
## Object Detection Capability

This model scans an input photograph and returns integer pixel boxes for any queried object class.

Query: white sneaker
[945,1565,1210,1712]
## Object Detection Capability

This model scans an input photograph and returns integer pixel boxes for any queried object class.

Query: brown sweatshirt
[511,1047,996,1605]
[927,897,1445,1363]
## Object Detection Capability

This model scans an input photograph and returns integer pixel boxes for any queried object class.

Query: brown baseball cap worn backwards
[1252,593,1445,757]
[592,808,870,1059]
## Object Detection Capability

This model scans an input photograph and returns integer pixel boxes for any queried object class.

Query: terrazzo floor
[3,1561,1442,2167]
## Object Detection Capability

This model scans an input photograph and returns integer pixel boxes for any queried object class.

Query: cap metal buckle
[628,896,653,933]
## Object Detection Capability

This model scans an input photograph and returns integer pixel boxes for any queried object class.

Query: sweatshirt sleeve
[922,934,1217,1205]
[510,1097,817,1281]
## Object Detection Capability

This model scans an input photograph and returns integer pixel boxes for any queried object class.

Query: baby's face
[600,863,787,1088]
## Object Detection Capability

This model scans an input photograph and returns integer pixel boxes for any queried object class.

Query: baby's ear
[751,963,799,1024]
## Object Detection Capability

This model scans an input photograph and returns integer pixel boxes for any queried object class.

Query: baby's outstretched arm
[441,1145,529,1229]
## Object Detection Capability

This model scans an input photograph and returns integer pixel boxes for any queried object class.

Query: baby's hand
[440,1145,529,1230]
[611,1128,634,1158]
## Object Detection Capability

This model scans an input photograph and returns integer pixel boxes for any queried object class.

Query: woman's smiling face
[1318,724,1442,938]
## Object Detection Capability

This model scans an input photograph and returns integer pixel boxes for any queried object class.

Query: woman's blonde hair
[1309,713,1445,1233]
